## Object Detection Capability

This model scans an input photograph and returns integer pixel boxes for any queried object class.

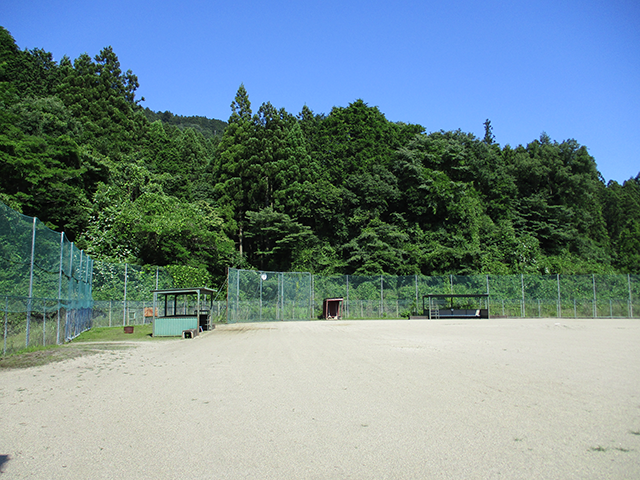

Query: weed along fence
[226,268,640,323]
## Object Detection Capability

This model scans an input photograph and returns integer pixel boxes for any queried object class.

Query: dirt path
[1,319,639,479]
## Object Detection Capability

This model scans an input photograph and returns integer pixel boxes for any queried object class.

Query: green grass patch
[74,324,155,342]
[0,343,125,370]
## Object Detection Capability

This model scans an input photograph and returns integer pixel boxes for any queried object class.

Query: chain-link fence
[227,269,313,323]
[0,199,232,355]
[3,198,639,354]
[227,268,640,323]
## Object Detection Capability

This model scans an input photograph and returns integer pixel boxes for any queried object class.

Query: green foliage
[1,28,639,279]
[143,107,226,138]
[164,265,213,288]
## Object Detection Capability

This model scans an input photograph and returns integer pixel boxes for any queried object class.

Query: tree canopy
[1,26,639,282]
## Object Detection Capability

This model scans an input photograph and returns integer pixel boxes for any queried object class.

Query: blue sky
[3,0,639,183]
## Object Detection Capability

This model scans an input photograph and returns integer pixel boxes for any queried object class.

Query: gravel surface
[1,318,639,479]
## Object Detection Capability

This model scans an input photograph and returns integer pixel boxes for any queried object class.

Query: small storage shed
[152,287,217,337]
[322,298,343,319]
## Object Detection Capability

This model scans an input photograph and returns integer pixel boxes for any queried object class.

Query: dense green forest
[1,27,639,283]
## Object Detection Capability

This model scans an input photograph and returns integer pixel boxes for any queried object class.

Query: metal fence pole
[415,275,419,314]
[123,263,128,326]
[57,232,64,344]
[309,272,313,319]
[259,272,263,322]
[628,274,633,318]
[66,243,74,342]
[311,274,315,319]
[235,269,239,323]
[521,274,525,317]
[42,300,46,346]
[26,216,37,347]
[279,272,283,321]
[380,275,383,317]
[152,267,159,325]
[88,257,94,305]
[346,275,350,319]
[592,274,597,318]
[3,296,8,356]
[557,274,561,318]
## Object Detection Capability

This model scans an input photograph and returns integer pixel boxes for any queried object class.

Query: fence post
[3,296,8,356]
[592,274,597,318]
[415,275,419,314]
[521,274,525,317]
[279,272,284,321]
[628,274,633,318]
[234,269,239,323]
[557,274,561,318]
[345,275,349,319]
[66,243,74,342]
[309,273,313,320]
[26,216,37,347]
[152,267,159,326]
[42,300,46,346]
[123,263,128,326]
[380,275,383,317]
[57,232,64,345]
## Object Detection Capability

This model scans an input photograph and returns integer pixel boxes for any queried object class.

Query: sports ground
[1,318,639,479]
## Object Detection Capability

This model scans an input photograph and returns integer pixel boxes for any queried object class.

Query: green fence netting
[226,268,640,323]
[2,198,639,353]
[0,201,190,355]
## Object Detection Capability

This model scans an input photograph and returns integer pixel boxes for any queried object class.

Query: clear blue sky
[3,0,639,183]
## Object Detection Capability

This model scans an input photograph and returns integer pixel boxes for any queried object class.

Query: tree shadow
[0,455,10,473]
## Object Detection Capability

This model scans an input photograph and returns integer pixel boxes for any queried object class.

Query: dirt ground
[1,318,639,479]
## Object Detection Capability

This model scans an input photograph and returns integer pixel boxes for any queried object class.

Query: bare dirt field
[1,318,639,479]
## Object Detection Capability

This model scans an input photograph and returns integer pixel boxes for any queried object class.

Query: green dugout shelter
[152,287,217,336]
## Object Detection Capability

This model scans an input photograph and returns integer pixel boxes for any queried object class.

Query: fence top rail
[424,294,489,298]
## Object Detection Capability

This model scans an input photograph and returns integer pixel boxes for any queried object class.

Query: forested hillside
[143,108,226,139]
[1,27,639,282]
